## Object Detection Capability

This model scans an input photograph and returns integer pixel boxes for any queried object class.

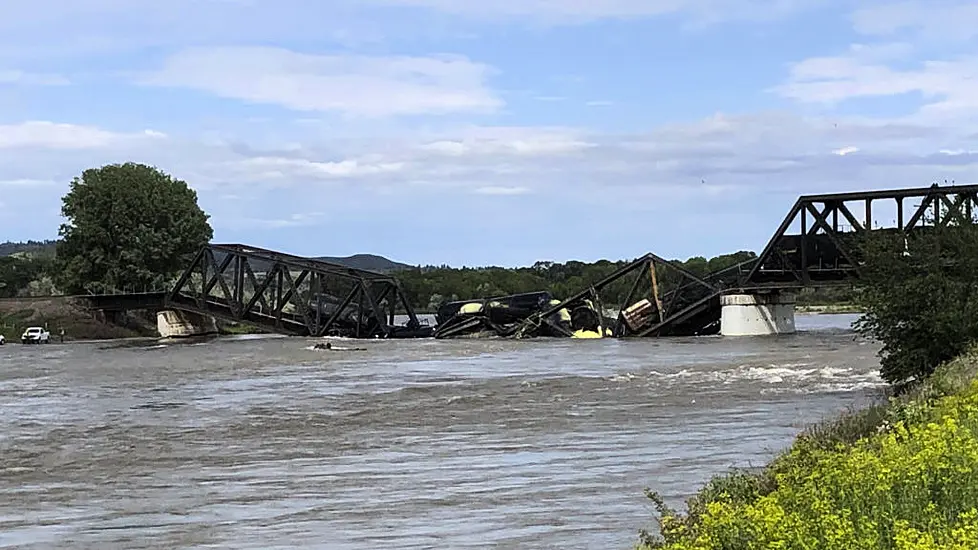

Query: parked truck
[21,326,50,344]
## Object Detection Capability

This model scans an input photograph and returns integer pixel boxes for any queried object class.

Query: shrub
[854,224,978,387]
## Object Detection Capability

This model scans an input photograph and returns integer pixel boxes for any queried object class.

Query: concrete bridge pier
[720,291,796,337]
[157,310,219,338]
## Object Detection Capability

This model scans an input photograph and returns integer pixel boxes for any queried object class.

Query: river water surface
[0,314,882,549]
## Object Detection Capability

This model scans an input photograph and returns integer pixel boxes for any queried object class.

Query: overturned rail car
[433,291,559,339]
[432,252,747,340]
[433,291,619,339]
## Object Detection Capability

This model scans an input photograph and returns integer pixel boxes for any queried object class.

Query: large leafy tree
[55,163,213,294]
[855,223,978,388]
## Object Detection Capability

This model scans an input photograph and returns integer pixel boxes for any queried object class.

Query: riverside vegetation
[638,221,978,549]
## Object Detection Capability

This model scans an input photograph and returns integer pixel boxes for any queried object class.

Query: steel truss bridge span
[164,244,430,339]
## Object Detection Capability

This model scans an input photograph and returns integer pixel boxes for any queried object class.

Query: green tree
[0,256,44,298]
[855,224,978,388]
[55,162,213,294]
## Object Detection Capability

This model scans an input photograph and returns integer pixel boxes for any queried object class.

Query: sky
[0,0,977,267]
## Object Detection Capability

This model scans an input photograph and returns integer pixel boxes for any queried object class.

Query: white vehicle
[21,327,50,344]
[0,334,5,345]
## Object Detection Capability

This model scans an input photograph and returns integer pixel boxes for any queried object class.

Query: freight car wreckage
[432,252,751,340]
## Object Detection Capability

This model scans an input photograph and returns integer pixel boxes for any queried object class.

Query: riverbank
[638,348,978,549]
[796,303,864,314]
[0,297,154,340]
[0,297,274,341]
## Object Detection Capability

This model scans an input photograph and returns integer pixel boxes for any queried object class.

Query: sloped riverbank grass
[638,349,978,550]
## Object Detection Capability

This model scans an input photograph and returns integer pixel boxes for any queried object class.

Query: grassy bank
[638,348,978,549]
[0,297,156,341]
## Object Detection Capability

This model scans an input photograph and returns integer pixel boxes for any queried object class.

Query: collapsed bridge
[164,244,432,339]
[86,183,978,340]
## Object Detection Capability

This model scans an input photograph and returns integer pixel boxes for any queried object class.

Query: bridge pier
[720,292,796,337]
[157,310,218,338]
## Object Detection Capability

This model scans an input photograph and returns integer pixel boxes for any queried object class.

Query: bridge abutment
[157,310,218,338]
[720,292,796,336]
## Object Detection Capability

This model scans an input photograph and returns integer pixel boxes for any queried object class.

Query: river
[0,313,882,549]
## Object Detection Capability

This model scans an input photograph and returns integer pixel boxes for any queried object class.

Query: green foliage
[397,251,757,311]
[795,285,860,307]
[854,225,978,387]
[0,255,54,298]
[639,349,978,550]
[54,163,213,294]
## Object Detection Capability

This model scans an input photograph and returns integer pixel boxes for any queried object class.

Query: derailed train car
[432,291,616,339]
[432,291,553,339]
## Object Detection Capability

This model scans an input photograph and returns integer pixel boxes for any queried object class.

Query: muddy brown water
[0,314,882,549]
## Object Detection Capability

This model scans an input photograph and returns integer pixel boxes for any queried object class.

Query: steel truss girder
[744,183,978,286]
[165,244,420,337]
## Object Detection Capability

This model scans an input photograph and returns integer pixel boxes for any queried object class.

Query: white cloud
[776,53,978,109]
[851,1,978,41]
[138,47,501,117]
[144,115,978,194]
[0,121,166,149]
[417,127,595,157]
[775,3,978,126]
[2,111,977,247]
[227,156,406,183]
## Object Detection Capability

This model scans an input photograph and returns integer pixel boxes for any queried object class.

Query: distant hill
[0,241,412,273]
[0,240,57,258]
[314,254,412,273]
[248,253,412,273]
